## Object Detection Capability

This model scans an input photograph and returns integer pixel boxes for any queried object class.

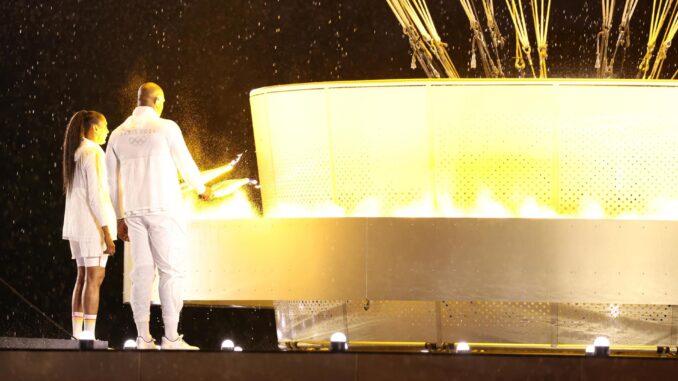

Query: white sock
[72,312,84,339]
[83,314,97,337]
[164,320,179,341]
[136,320,151,340]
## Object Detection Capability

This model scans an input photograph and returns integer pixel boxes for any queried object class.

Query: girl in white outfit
[62,110,116,339]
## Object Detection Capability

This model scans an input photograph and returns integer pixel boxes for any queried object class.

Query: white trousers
[126,214,186,326]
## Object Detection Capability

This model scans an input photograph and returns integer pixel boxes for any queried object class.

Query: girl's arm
[85,148,116,254]
[83,148,106,228]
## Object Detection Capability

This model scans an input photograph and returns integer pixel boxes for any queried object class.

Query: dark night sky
[1,0,676,349]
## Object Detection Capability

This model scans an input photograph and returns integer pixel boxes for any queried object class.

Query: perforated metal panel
[251,80,678,218]
[266,91,334,211]
[431,85,558,214]
[441,301,551,328]
[440,301,553,344]
[275,300,677,346]
[557,86,678,216]
[345,300,439,342]
[274,300,349,342]
[557,303,673,345]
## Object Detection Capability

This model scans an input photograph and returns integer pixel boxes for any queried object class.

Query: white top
[105,106,206,218]
[62,138,117,242]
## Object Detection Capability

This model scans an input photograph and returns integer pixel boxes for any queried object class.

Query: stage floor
[2,350,678,381]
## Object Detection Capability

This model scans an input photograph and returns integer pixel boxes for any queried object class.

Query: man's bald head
[137,82,165,116]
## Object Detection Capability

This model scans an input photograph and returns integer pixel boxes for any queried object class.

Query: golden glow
[267,202,346,218]
[285,340,660,354]
[260,188,678,219]
[180,164,231,193]
[180,153,244,193]
[181,159,257,218]
[262,192,678,219]
[251,80,678,221]
[184,189,256,220]
[212,178,254,199]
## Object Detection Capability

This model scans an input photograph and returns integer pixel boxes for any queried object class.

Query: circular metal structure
[251,79,678,219]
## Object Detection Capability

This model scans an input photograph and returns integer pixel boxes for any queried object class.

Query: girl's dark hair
[62,110,105,193]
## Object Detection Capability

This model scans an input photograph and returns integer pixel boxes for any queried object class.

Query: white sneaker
[136,336,161,350]
[161,335,200,350]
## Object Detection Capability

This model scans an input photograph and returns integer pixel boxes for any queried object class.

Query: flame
[212,178,254,198]
[393,194,436,217]
[258,191,678,221]
[267,202,345,218]
[180,163,233,193]
[646,197,678,220]
[353,197,383,217]
[579,198,606,219]
[180,167,678,221]
[518,197,558,219]
[185,190,257,219]
[469,190,512,218]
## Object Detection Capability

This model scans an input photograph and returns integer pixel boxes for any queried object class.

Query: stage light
[593,336,610,347]
[455,342,470,353]
[123,339,138,350]
[79,331,95,350]
[221,339,235,351]
[330,332,348,352]
[234,346,243,352]
[592,336,610,356]
[420,349,429,353]
[585,345,595,355]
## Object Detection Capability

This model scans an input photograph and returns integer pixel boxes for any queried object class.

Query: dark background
[1,0,676,350]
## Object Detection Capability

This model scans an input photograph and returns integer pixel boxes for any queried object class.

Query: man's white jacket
[106,106,206,219]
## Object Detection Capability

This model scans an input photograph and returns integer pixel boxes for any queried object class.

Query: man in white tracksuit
[106,82,212,350]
